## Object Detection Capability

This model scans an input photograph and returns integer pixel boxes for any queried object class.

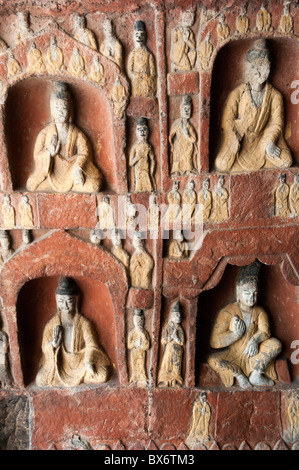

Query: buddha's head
[50,82,73,124]
[134,20,146,46]
[181,95,192,119]
[236,261,260,308]
[170,301,181,324]
[245,39,270,88]
[55,277,79,317]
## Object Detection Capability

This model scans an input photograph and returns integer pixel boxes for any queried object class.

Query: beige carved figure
[109,77,128,120]
[197,177,212,222]
[125,196,137,232]
[128,309,151,387]
[208,261,282,389]
[148,194,160,232]
[182,180,196,224]
[21,229,32,246]
[274,173,290,218]
[169,95,197,176]
[111,229,129,269]
[129,233,154,289]
[129,117,156,193]
[158,301,185,388]
[166,180,181,226]
[236,6,250,34]
[68,47,86,78]
[198,33,214,72]
[100,18,123,71]
[128,20,156,98]
[210,175,229,222]
[2,195,15,229]
[19,194,34,228]
[45,37,65,74]
[27,82,103,193]
[73,14,97,51]
[289,174,299,218]
[7,51,22,79]
[36,277,111,387]
[215,40,292,173]
[217,14,230,42]
[256,4,273,32]
[28,42,46,75]
[97,196,115,232]
[168,231,188,259]
[286,392,299,441]
[89,56,105,86]
[0,231,14,266]
[0,325,12,388]
[170,10,196,73]
[279,1,294,34]
[186,392,212,447]
[15,11,33,45]
[0,38,8,55]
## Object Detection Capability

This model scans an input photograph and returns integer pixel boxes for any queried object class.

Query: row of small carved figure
[274,173,299,218]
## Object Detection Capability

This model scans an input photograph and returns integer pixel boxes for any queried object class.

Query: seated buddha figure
[208,262,282,389]
[215,39,292,173]
[26,82,103,193]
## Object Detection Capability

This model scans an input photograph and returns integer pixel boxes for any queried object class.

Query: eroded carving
[279,1,294,34]
[68,47,86,78]
[19,195,34,228]
[109,77,128,119]
[182,180,196,224]
[129,232,154,289]
[170,10,196,73]
[100,18,123,71]
[168,231,188,259]
[7,52,22,79]
[45,37,65,74]
[127,309,151,387]
[197,177,212,222]
[256,4,273,32]
[28,42,46,75]
[198,33,213,72]
[89,56,105,86]
[186,392,212,448]
[111,229,129,269]
[274,173,290,218]
[217,14,230,42]
[0,323,12,388]
[1,195,15,229]
[236,6,250,34]
[97,196,115,232]
[0,231,14,265]
[15,12,33,45]
[289,174,299,218]
[73,14,98,51]
[210,175,229,222]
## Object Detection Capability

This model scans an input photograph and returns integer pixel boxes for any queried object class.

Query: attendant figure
[127,309,151,387]
[170,10,196,72]
[73,14,97,51]
[100,18,123,71]
[274,173,290,218]
[129,233,154,289]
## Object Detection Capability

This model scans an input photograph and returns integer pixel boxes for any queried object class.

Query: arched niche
[209,36,299,171]
[4,77,116,192]
[0,230,129,387]
[195,261,299,388]
[17,275,117,387]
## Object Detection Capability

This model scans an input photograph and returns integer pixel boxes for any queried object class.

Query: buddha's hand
[232,315,246,338]
[266,142,281,159]
[74,167,85,186]
[49,135,61,157]
[52,325,62,348]
[243,338,258,358]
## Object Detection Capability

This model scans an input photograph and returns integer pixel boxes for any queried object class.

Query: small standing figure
[274,173,291,218]
[21,229,31,246]
[15,11,33,45]
[7,51,22,79]
[217,14,230,42]
[0,231,14,265]
[45,36,65,74]
[236,5,250,34]
[28,42,46,75]
[168,231,188,259]
[256,4,273,32]
[158,301,185,388]
[286,392,299,441]
[127,309,151,387]
[109,77,128,120]
[210,175,229,222]
[186,392,212,448]
[68,47,86,78]
[197,177,212,223]
[73,14,98,51]
[182,180,196,225]
[166,180,181,226]
[198,33,214,72]
[129,117,156,193]
[97,196,115,232]
[127,20,156,98]
[169,95,197,177]
[2,195,15,229]
[19,194,34,229]
[279,1,294,34]
[89,56,105,86]
[170,10,196,73]
[289,174,299,218]
[126,195,138,232]
[100,18,123,71]
[0,325,12,389]
[148,194,160,233]
[111,229,130,269]
[129,232,154,289]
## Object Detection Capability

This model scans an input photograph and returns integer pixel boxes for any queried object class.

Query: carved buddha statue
[26,82,103,193]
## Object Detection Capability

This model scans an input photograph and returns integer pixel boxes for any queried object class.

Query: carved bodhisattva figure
[127,309,151,387]
[198,33,214,72]
[169,95,197,176]
[128,20,156,98]
[210,175,229,222]
[236,6,250,34]
[186,392,212,447]
[68,47,86,78]
[208,262,282,389]
[89,56,105,86]
[45,37,65,74]
[100,19,123,71]
[73,14,98,51]
[274,173,290,218]
[279,1,293,34]
[28,42,46,75]
[2,194,15,229]
[168,231,188,259]
[129,233,154,289]
[19,195,34,228]
[27,82,103,193]
[170,10,196,73]
[197,177,212,222]
[215,40,292,173]
[129,117,156,193]
[111,230,129,269]
[0,231,14,265]
[36,277,111,387]
[158,301,185,388]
